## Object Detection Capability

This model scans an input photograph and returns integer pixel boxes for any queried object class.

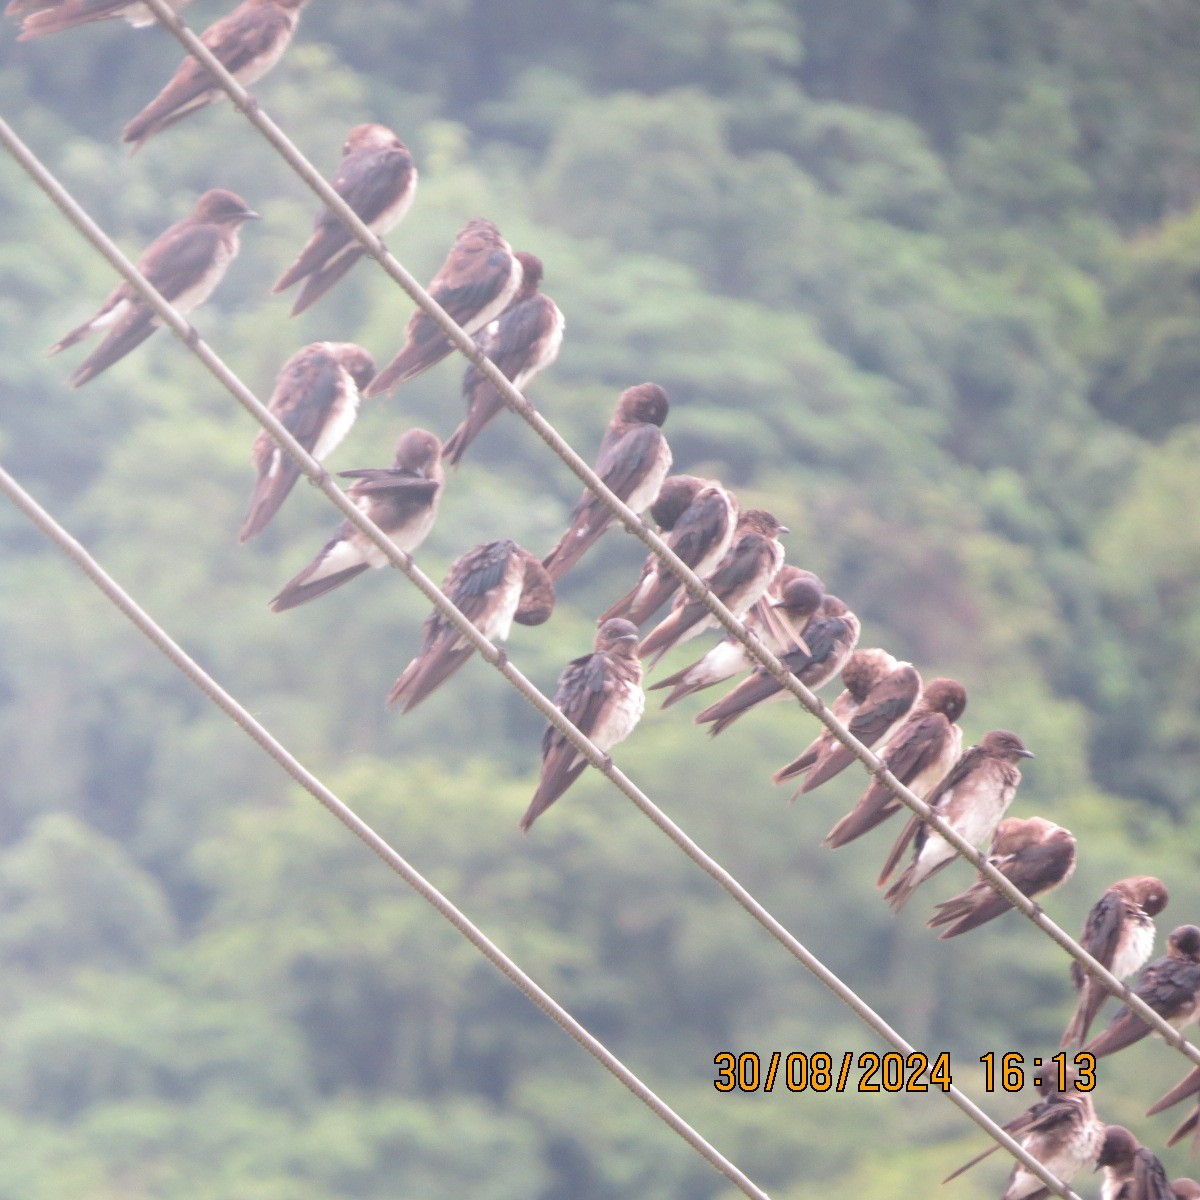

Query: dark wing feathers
[1072,892,1125,990]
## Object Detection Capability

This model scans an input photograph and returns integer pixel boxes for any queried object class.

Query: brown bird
[693,594,859,736]
[927,816,1076,938]
[269,429,443,612]
[637,508,788,667]
[1083,925,1200,1060]
[650,568,823,709]
[823,677,967,849]
[441,253,564,466]
[599,475,739,626]
[12,0,190,39]
[366,219,521,395]
[47,189,258,388]
[774,653,919,797]
[1096,1126,1174,1200]
[239,342,375,542]
[122,0,310,151]
[541,384,673,582]
[879,729,1034,908]
[272,124,417,317]
[1062,877,1170,1048]
[387,540,554,713]
[519,618,644,833]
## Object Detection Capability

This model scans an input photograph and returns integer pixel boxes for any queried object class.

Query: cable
[0,458,775,1200]
[0,117,1093,1198]
[22,35,1200,1071]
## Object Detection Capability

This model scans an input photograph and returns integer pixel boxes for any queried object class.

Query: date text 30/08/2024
[712,1051,1097,1094]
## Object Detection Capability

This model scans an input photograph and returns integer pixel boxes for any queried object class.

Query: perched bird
[599,475,739,626]
[692,594,859,736]
[774,653,920,796]
[823,678,967,849]
[519,618,644,833]
[272,124,417,317]
[1083,925,1200,1060]
[387,540,554,713]
[943,1077,1099,1190]
[637,508,787,666]
[122,0,310,151]
[239,342,375,542]
[12,0,190,40]
[540,384,673,582]
[269,429,443,612]
[878,729,1034,908]
[927,817,1076,938]
[945,1090,1105,1200]
[47,189,258,388]
[650,568,823,710]
[366,219,521,395]
[1062,876,1171,1048]
[441,253,564,466]
[1096,1126,1174,1200]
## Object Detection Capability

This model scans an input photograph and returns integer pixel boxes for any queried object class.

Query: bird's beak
[778,525,790,534]
[242,210,262,221]
[616,632,640,643]
[1017,749,1036,759]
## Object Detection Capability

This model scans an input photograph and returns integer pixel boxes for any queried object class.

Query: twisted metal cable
[1,114,1089,1197]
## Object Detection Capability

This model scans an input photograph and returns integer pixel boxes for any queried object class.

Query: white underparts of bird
[240,342,375,542]
[268,428,443,612]
[519,619,644,833]
[47,189,259,388]
[878,729,1034,910]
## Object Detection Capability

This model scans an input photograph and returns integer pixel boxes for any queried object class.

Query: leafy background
[2,1,1200,1196]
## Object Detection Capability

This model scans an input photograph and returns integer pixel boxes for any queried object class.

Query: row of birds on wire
[13,0,1200,1196]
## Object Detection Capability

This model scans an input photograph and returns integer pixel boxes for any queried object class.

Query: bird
[1095,1126,1175,1200]
[1083,925,1200,1060]
[649,568,823,709]
[1061,876,1170,1048]
[386,540,554,713]
[926,816,1076,938]
[272,124,417,317]
[823,677,967,849]
[637,508,788,667]
[692,594,859,736]
[598,475,739,625]
[366,219,521,395]
[878,729,1034,908]
[47,188,258,388]
[519,618,644,833]
[773,653,920,796]
[441,253,564,466]
[945,1088,1105,1200]
[539,384,673,582]
[239,342,375,542]
[268,428,443,612]
[122,0,310,151]
[12,0,190,40]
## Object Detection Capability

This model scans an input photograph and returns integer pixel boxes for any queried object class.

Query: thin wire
[0,118,1088,1198]
[43,27,1200,1069]
[0,459,773,1200]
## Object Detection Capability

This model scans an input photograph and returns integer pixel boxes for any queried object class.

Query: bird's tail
[239,460,302,544]
[823,785,900,849]
[364,328,449,397]
[1146,1067,1200,1117]
[66,317,155,388]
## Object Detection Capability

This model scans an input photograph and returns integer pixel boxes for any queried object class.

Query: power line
[43,11,1200,1072]
[0,114,1090,1200]
[0,458,774,1200]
